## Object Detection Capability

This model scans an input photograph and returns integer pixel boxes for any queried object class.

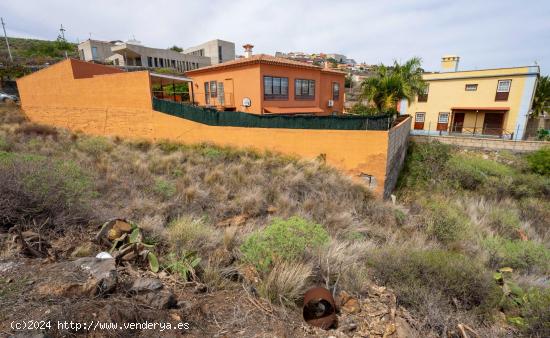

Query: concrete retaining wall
[411,135,549,152]
[17,59,412,198]
[384,117,411,198]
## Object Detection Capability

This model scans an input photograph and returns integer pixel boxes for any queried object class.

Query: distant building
[401,55,540,140]
[78,39,118,63]
[77,38,236,72]
[186,45,345,116]
[183,39,235,65]
[326,53,347,63]
[107,41,210,71]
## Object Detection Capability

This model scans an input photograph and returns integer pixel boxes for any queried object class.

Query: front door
[483,113,504,136]
[452,112,465,133]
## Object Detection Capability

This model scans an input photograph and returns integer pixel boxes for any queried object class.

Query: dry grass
[257,261,313,306]
[4,107,548,336]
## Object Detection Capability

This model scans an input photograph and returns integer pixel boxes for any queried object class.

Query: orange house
[186,52,345,115]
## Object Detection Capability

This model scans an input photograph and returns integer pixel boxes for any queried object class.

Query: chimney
[243,44,254,58]
[441,55,460,72]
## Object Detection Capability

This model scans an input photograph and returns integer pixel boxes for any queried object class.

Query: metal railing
[411,122,516,140]
[205,93,235,108]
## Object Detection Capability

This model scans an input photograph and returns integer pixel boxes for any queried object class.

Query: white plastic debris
[95,252,113,259]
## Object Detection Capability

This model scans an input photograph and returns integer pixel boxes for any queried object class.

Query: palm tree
[531,75,550,117]
[360,57,426,112]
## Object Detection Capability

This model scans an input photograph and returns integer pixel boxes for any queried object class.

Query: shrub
[348,103,379,116]
[167,216,220,256]
[0,135,11,151]
[240,216,329,271]
[15,122,58,139]
[398,142,451,189]
[157,140,183,153]
[423,199,470,244]
[448,154,514,190]
[536,128,550,141]
[77,136,113,157]
[0,152,93,228]
[483,237,550,274]
[486,208,521,239]
[257,261,313,306]
[522,287,550,337]
[153,178,176,199]
[526,147,550,176]
[163,251,201,281]
[368,248,500,333]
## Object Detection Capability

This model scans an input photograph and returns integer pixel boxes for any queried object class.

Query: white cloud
[0,0,548,72]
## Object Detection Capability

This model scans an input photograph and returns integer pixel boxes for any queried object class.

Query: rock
[113,220,133,233]
[130,278,163,293]
[73,257,117,295]
[134,289,177,309]
[341,297,361,314]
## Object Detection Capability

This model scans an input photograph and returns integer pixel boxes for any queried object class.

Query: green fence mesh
[152,98,392,131]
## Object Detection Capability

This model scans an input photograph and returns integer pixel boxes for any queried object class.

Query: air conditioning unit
[327,99,334,107]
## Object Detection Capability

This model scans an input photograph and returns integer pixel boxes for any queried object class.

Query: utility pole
[59,24,68,58]
[1,17,13,62]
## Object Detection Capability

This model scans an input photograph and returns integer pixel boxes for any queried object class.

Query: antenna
[59,24,68,58]
[1,17,13,62]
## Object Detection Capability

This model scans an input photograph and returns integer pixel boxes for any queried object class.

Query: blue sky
[1,0,549,73]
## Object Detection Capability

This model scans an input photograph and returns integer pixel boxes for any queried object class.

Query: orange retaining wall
[17,59,398,197]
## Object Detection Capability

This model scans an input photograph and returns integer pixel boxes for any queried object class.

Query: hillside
[0,105,549,337]
[0,36,78,64]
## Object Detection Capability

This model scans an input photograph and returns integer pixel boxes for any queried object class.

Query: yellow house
[400,56,539,140]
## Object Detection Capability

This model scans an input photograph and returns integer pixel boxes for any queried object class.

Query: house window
[414,112,425,130]
[204,82,210,104]
[210,81,217,98]
[418,85,429,102]
[332,82,340,100]
[495,79,511,101]
[437,112,449,131]
[295,79,315,99]
[91,46,98,60]
[218,45,222,63]
[159,58,164,67]
[264,76,289,100]
[147,57,153,67]
[438,112,449,124]
[154,57,158,67]
[79,49,85,60]
[465,84,478,91]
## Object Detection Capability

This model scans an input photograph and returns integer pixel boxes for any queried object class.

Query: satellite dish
[242,97,251,107]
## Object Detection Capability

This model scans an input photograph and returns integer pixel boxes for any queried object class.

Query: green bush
[348,103,379,116]
[486,208,521,239]
[522,287,550,337]
[398,142,451,189]
[77,137,113,157]
[448,154,514,190]
[483,237,550,273]
[526,147,550,176]
[367,248,500,322]
[423,199,470,244]
[240,216,329,271]
[0,152,93,228]
[153,178,176,199]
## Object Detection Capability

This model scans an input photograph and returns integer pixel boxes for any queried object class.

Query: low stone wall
[411,135,549,152]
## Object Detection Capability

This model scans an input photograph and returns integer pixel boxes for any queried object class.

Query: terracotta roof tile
[186,54,345,74]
